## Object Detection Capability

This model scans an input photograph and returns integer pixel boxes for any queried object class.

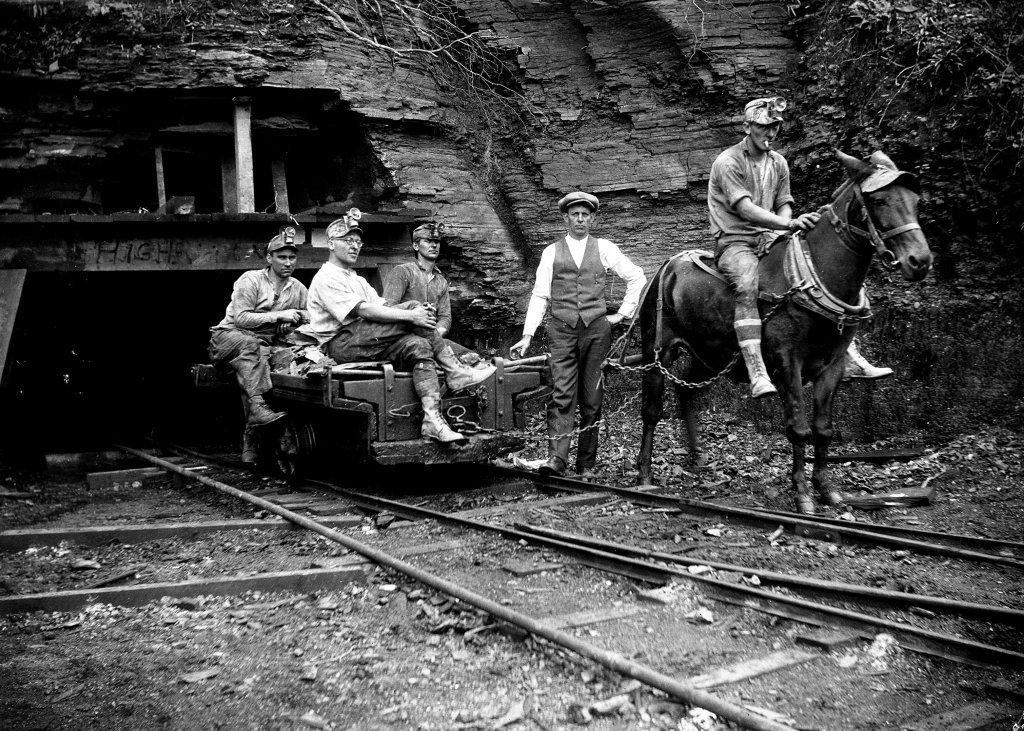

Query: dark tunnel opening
[0,268,325,461]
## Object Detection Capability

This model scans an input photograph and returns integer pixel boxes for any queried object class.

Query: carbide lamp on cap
[266,225,299,254]
[412,222,445,241]
[326,208,363,239]
[744,96,787,125]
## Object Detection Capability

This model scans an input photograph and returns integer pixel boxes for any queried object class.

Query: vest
[550,236,607,327]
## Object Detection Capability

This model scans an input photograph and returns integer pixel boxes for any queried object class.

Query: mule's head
[836,149,933,281]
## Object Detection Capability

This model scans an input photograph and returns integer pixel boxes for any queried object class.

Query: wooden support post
[154,145,166,209]
[271,157,289,213]
[0,269,26,387]
[221,156,238,213]
[233,98,255,213]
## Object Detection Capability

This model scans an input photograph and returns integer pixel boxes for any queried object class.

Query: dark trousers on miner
[546,315,611,471]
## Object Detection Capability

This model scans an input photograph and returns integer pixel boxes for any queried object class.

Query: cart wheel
[272,418,318,482]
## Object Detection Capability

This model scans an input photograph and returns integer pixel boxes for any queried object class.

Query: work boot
[247,395,286,427]
[421,396,467,443]
[241,426,258,465]
[739,342,777,398]
[436,346,496,392]
[843,341,893,381]
[538,455,566,477]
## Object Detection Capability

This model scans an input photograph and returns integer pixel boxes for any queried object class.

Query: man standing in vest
[710,96,892,398]
[510,192,646,476]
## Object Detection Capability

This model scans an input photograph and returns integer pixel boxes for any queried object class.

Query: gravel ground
[1,414,1023,729]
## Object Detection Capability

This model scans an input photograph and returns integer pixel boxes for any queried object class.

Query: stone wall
[0,0,797,330]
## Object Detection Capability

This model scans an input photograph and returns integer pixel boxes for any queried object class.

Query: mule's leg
[672,376,706,468]
[777,363,815,514]
[637,363,666,486]
[810,367,846,507]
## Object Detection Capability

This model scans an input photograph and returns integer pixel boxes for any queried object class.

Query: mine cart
[195,355,550,477]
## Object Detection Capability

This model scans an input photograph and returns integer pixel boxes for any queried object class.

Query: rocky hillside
[1,0,1020,435]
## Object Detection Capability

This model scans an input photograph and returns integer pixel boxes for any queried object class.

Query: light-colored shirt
[298,260,385,345]
[708,136,794,241]
[383,261,452,334]
[212,268,308,342]
[523,234,646,337]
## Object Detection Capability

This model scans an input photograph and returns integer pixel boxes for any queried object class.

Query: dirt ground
[1,408,1023,730]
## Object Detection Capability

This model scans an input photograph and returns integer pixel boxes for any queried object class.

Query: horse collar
[783,233,872,332]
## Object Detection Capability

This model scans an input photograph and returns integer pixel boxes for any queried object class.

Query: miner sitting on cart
[297,209,496,444]
[209,225,309,462]
[382,221,482,364]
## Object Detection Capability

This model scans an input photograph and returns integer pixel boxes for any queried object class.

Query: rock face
[0,0,796,340]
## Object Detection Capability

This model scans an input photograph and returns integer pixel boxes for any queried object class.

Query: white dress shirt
[523,234,646,337]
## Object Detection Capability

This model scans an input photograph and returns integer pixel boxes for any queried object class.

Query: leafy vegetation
[788,0,1024,283]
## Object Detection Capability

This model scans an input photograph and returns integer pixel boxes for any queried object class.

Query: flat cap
[326,207,363,239]
[266,225,299,254]
[557,191,599,213]
[412,222,445,241]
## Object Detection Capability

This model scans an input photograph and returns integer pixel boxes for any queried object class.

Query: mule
[634,150,932,513]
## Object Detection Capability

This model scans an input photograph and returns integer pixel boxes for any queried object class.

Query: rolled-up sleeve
[322,276,378,326]
[717,157,754,208]
[600,240,647,319]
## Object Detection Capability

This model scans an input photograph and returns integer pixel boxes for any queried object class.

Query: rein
[819,177,921,270]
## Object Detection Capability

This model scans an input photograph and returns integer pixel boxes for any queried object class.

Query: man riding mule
[635,134,932,512]
[710,97,892,398]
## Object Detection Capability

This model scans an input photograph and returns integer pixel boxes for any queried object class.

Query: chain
[601,280,810,390]
[522,377,643,444]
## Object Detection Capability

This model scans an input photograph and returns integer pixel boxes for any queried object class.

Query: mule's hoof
[795,494,816,515]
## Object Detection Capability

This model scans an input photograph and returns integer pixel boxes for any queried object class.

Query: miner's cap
[266,225,299,254]
[326,207,364,239]
[558,191,599,213]
[744,96,787,125]
[413,222,445,241]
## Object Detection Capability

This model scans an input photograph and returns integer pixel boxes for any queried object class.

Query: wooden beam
[45,449,164,473]
[682,649,818,689]
[221,156,238,213]
[154,145,166,209]
[233,98,255,213]
[0,565,368,614]
[0,268,26,386]
[900,701,1018,730]
[0,515,364,552]
[85,466,168,490]
[271,157,289,213]
[540,605,641,629]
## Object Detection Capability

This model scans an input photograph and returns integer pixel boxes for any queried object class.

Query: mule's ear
[835,149,874,176]
[868,150,898,170]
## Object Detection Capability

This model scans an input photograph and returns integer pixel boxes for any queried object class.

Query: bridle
[820,176,921,270]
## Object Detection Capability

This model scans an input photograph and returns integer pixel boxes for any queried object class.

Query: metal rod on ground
[494,466,1024,570]
[116,446,793,731]
[304,477,1024,668]
[747,506,1024,553]
[513,523,1024,626]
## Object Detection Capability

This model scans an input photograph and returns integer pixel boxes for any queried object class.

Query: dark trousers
[546,315,611,470]
[209,329,273,399]
[325,320,445,399]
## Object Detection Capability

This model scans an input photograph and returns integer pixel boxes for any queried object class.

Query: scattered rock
[180,667,220,683]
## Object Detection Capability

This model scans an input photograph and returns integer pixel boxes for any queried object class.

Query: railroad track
[2,446,1022,730]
